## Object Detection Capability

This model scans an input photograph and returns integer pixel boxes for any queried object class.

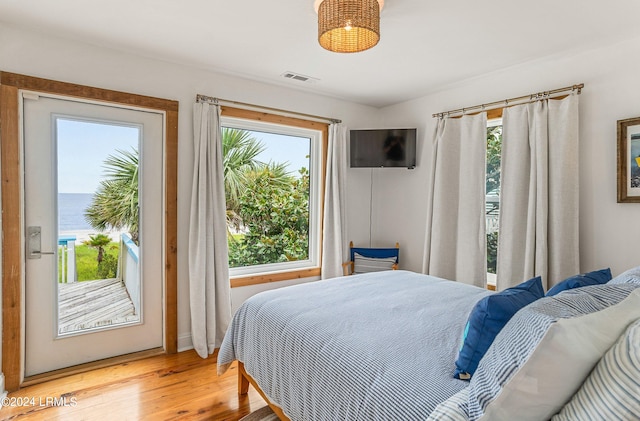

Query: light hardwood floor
[1,350,267,420]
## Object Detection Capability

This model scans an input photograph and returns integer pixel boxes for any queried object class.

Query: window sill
[487,272,497,291]
[230,267,321,288]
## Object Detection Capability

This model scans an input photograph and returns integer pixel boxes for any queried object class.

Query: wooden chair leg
[342,262,351,276]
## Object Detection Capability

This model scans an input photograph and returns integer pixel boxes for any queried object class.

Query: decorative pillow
[467,284,640,421]
[546,268,612,296]
[609,265,640,285]
[552,318,640,421]
[353,252,396,274]
[453,276,544,380]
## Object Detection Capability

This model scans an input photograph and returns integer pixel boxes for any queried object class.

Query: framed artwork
[617,117,640,203]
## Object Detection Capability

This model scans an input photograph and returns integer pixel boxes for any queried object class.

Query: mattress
[218,270,492,421]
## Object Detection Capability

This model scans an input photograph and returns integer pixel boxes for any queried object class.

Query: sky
[57,118,139,194]
[57,119,310,194]
[248,130,310,175]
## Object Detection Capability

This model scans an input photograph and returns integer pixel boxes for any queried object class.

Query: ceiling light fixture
[314,0,384,53]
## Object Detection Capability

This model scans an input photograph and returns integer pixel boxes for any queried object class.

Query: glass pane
[222,127,312,268]
[56,118,141,335]
[632,133,640,188]
[486,123,502,275]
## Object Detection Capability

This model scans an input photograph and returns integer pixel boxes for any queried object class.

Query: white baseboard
[177,333,193,353]
[0,373,7,403]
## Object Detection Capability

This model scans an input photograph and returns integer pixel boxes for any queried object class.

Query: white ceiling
[1,0,640,107]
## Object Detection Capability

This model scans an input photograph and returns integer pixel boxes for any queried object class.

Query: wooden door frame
[0,72,178,391]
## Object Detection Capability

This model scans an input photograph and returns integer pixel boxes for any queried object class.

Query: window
[486,119,502,283]
[220,108,326,285]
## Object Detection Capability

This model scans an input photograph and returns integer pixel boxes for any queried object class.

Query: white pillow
[552,318,640,420]
[427,388,469,421]
[609,265,640,285]
[467,284,640,421]
[353,252,396,274]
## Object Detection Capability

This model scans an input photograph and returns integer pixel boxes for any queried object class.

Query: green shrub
[487,231,498,274]
[96,253,118,279]
[60,242,119,282]
[228,167,309,267]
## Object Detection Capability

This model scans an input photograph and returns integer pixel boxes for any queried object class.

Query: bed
[217,268,640,420]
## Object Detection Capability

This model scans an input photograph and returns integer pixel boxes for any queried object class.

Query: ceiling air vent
[281,71,319,84]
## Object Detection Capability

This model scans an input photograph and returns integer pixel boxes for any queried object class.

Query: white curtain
[423,113,487,287]
[321,124,348,279]
[497,94,579,290]
[188,102,232,358]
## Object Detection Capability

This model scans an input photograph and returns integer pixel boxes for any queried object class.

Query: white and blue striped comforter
[217,270,491,421]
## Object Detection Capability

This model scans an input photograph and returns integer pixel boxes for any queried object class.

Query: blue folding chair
[342,241,400,275]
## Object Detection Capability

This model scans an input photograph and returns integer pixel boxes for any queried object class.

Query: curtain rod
[432,83,584,119]
[196,94,342,124]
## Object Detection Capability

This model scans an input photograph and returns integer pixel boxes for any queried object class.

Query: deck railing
[486,198,500,234]
[58,233,140,315]
[58,235,77,283]
[119,233,140,315]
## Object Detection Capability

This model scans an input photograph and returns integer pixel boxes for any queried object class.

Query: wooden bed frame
[238,361,291,421]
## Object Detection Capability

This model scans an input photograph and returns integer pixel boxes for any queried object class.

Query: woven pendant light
[317,0,382,53]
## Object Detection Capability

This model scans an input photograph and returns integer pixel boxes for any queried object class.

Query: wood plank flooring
[58,278,138,333]
[1,350,267,420]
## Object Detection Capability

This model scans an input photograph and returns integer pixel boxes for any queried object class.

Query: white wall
[368,35,640,279]
[3,21,640,364]
[0,23,382,354]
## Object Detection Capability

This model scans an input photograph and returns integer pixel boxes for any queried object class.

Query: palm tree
[486,125,502,195]
[84,131,293,243]
[84,148,139,243]
[221,128,292,233]
[222,128,265,219]
[84,233,112,264]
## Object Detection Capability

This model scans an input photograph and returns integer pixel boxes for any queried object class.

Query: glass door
[23,94,164,377]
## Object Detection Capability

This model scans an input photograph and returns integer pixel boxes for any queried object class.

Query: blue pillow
[454,276,544,380]
[546,268,612,296]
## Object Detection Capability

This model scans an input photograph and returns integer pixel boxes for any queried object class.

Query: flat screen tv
[350,128,417,168]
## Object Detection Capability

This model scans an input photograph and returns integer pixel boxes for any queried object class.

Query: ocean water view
[58,193,94,231]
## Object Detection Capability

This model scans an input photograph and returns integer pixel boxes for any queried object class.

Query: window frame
[220,106,328,288]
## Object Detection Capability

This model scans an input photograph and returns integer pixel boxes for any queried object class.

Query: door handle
[27,226,56,259]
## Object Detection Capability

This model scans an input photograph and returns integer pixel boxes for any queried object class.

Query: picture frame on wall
[617,116,640,203]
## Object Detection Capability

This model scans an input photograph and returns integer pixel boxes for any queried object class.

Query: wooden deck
[58,278,139,334]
